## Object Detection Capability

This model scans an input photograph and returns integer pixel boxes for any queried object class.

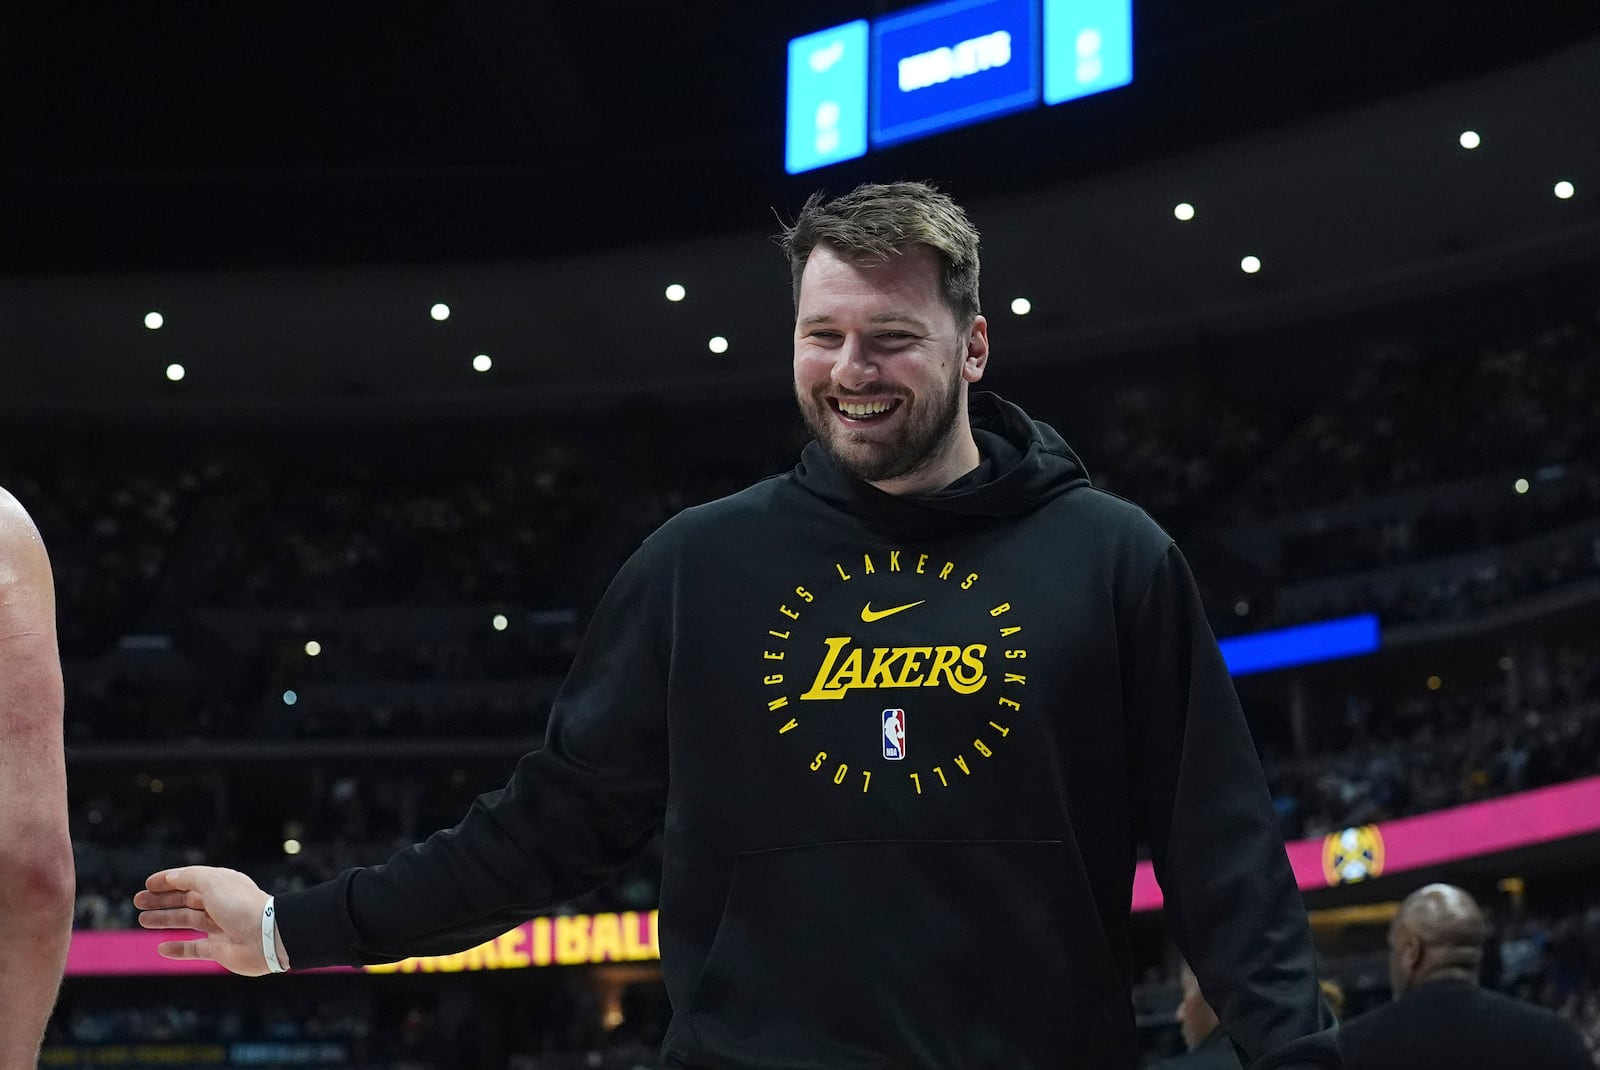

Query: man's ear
[963,315,989,383]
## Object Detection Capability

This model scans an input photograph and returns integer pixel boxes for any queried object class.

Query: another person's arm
[138,535,672,972]
[0,488,74,1069]
[1124,542,1339,1069]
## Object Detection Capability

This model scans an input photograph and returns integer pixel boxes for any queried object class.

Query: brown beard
[797,360,965,484]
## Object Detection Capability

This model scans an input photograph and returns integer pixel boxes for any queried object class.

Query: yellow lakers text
[757,546,1029,796]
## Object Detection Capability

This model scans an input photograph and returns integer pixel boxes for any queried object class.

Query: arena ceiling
[2,2,1598,413]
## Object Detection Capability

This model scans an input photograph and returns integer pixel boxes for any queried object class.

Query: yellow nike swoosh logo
[860,600,926,623]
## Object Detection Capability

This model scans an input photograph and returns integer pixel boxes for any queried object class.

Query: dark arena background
[5,1,1600,1066]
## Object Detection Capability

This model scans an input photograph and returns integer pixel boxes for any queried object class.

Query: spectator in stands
[0,487,74,1070]
[1340,884,1590,1069]
[1164,961,1245,1069]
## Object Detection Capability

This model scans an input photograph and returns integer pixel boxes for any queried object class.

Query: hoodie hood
[795,391,1091,520]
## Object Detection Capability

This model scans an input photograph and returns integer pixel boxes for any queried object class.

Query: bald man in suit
[1340,884,1589,1069]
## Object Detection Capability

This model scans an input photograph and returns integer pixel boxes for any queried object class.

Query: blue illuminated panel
[1219,614,1381,678]
[871,0,1040,148]
[786,20,871,175]
[1043,0,1132,105]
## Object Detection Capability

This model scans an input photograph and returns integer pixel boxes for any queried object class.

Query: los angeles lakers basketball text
[757,548,1028,797]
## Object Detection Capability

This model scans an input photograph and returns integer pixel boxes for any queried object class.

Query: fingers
[145,865,215,894]
[156,937,215,961]
[133,889,208,911]
[133,889,194,910]
[137,907,219,933]
[137,868,224,934]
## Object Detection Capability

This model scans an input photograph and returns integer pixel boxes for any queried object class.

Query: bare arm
[0,487,73,1070]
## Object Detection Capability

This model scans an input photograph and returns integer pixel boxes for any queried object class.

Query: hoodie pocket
[679,839,1132,1069]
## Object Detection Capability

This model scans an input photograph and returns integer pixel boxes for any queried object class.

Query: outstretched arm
[0,488,74,1070]
[139,531,673,972]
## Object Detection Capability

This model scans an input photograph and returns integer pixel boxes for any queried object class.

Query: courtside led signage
[1131,775,1600,911]
[785,0,1134,173]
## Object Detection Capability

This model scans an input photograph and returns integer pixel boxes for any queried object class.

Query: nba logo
[882,709,906,760]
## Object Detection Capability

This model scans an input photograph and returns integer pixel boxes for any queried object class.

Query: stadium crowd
[1267,681,1600,841]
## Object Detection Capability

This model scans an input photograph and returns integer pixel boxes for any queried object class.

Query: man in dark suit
[1163,962,1246,1069]
[1340,883,1590,1069]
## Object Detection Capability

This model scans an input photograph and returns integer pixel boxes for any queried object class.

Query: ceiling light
[165,363,186,382]
[282,690,298,706]
[1173,202,1195,221]
[144,311,164,330]
[430,302,451,321]
[473,353,493,372]
[1554,181,1575,200]
[1239,255,1261,274]
[708,336,729,354]
[1514,478,1530,494]
[304,640,321,657]
[283,839,302,856]
[1458,130,1480,150]
[1010,297,1032,316]
[492,614,509,631]
[665,284,687,302]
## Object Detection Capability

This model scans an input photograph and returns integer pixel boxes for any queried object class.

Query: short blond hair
[778,181,982,327]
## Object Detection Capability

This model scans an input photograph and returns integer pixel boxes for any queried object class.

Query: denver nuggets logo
[1322,825,1385,885]
[756,546,1027,800]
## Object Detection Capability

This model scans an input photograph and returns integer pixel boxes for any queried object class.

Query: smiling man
[790,200,987,493]
[138,183,1337,1068]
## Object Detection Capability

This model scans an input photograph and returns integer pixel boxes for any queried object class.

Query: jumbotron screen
[786,0,1133,173]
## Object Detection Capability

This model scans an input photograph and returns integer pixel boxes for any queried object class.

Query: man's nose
[831,336,877,387]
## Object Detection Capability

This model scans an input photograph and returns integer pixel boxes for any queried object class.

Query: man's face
[1175,967,1219,1051]
[792,243,987,489]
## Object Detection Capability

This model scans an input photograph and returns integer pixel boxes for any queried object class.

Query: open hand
[134,866,288,976]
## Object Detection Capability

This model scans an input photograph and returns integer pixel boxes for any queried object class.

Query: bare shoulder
[0,484,37,528]
[0,485,51,579]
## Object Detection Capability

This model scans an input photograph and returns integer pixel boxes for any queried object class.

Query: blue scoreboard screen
[872,0,1039,148]
[786,0,1133,174]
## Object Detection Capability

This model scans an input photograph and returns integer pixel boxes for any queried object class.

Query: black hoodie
[277,393,1340,1069]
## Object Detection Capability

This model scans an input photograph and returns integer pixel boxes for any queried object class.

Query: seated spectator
[1162,962,1245,1069]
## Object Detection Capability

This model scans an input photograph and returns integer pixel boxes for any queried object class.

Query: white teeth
[839,399,895,417]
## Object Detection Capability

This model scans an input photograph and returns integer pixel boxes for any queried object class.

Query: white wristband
[262,896,286,974]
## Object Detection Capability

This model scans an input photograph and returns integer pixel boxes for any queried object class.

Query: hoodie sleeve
[274,537,672,968]
[1122,542,1340,1070]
